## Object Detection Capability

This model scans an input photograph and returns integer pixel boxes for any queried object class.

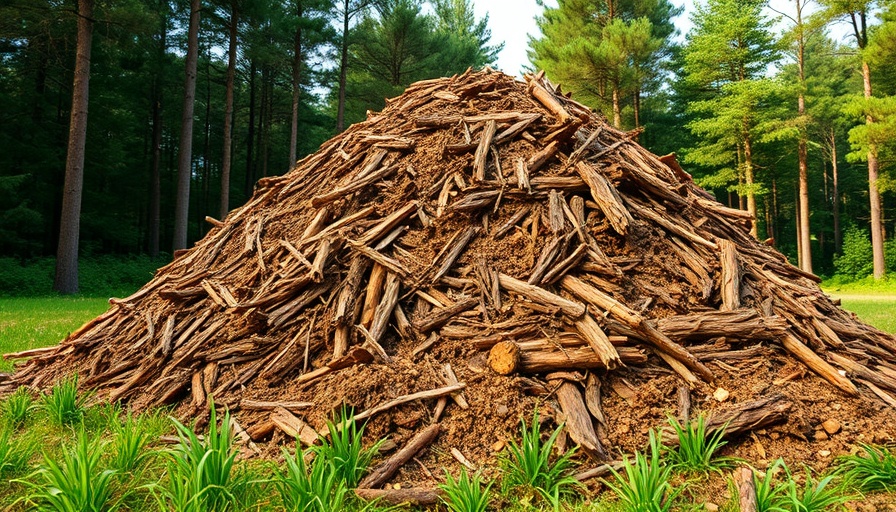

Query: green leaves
[664,414,736,474]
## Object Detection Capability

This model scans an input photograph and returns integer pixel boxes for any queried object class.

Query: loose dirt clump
[4,69,896,497]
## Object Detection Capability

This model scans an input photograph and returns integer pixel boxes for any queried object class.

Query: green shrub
[500,409,580,510]
[834,226,874,280]
[604,430,681,512]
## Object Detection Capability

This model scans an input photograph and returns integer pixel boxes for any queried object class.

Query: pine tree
[681,0,781,238]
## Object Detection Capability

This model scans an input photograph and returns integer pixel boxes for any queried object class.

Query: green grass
[0,297,109,372]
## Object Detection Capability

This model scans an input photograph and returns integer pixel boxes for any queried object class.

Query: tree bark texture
[54,0,94,294]
[220,1,238,220]
[172,0,201,251]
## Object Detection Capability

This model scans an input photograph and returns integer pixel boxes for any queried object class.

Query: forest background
[1,0,895,296]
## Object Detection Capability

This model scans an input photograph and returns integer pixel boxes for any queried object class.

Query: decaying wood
[270,407,320,446]
[359,423,441,489]
[551,379,609,460]
[7,68,896,478]
[353,384,466,422]
[719,240,741,311]
[734,467,758,512]
[354,488,443,506]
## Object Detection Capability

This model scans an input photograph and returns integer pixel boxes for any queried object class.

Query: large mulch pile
[5,69,896,498]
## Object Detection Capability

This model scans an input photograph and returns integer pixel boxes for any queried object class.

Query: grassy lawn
[0,297,110,372]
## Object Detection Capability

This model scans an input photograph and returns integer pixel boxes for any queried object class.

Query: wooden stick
[572,313,622,370]
[526,140,560,173]
[488,341,643,374]
[719,240,741,311]
[499,273,586,318]
[735,467,758,512]
[357,201,418,246]
[360,424,441,489]
[354,488,443,506]
[270,407,320,446]
[575,162,632,236]
[413,297,479,333]
[473,120,497,181]
[240,400,314,411]
[527,78,572,123]
[780,331,858,395]
[369,272,401,343]
[353,384,466,422]
[551,379,609,460]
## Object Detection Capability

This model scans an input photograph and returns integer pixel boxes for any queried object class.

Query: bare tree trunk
[245,59,256,199]
[831,130,841,253]
[611,81,621,129]
[220,1,238,219]
[862,60,885,278]
[743,135,758,238]
[54,0,94,295]
[336,0,350,132]
[172,0,201,252]
[289,1,304,167]
[796,0,812,273]
[149,81,162,259]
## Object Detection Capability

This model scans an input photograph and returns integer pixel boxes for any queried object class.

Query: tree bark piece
[270,407,319,446]
[353,384,466,422]
[719,240,741,311]
[500,273,586,318]
[575,162,632,236]
[413,297,478,333]
[473,120,496,181]
[734,466,758,512]
[551,379,609,460]
[359,423,441,489]
[780,332,858,395]
[354,488,443,506]
[488,341,644,374]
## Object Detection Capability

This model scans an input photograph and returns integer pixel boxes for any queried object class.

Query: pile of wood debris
[5,69,896,502]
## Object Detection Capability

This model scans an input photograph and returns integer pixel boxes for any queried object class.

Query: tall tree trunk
[830,130,841,254]
[633,88,641,137]
[743,133,758,239]
[337,0,350,132]
[54,0,94,294]
[611,80,621,129]
[862,60,885,278]
[220,1,238,219]
[172,0,201,252]
[289,1,304,167]
[200,50,211,238]
[245,59,256,199]
[795,0,812,273]
[149,80,162,259]
[262,65,272,177]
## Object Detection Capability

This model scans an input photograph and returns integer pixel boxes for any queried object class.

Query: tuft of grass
[2,387,33,427]
[312,406,383,488]
[439,467,493,512]
[152,400,250,512]
[604,430,681,512]
[785,467,851,512]
[108,411,154,473]
[41,374,88,426]
[275,446,348,512]
[17,427,121,511]
[835,443,896,493]
[664,413,735,474]
[500,409,580,510]
[753,460,790,512]
[0,424,34,477]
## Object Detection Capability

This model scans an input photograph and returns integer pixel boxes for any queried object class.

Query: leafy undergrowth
[2,384,896,512]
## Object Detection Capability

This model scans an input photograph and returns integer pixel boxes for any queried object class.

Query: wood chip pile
[5,69,896,488]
